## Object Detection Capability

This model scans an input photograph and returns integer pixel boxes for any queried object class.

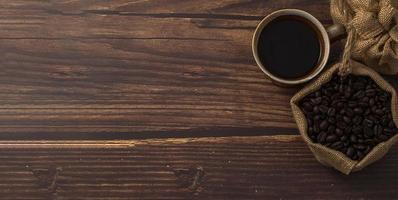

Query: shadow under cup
[252,9,331,86]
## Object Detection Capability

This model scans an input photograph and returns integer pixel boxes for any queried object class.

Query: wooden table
[1,1,397,199]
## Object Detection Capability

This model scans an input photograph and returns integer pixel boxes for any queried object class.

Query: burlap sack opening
[331,0,398,75]
[291,61,398,174]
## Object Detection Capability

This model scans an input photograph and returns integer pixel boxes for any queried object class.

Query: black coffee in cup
[257,16,322,79]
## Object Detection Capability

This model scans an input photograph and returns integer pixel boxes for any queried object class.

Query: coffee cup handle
[326,24,346,42]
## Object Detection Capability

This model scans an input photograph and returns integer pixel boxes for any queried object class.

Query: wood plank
[0,136,397,199]
[0,0,353,139]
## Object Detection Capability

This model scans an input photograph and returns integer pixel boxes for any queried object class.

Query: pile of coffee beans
[300,74,398,160]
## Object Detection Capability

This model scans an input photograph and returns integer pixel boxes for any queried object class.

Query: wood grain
[1,1,397,199]
[0,136,396,199]
[0,0,372,139]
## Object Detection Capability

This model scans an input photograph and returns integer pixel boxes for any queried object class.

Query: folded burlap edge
[290,61,398,174]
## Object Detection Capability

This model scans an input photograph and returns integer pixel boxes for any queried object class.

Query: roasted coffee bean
[328,117,336,124]
[308,118,313,126]
[346,147,355,157]
[378,134,389,142]
[353,91,365,99]
[363,118,373,127]
[343,141,350,147]
[352,126,362,135]
[364,139,374,145]
[344,126,352,134]
[374,125,383,136]
[369,98,375,106]
[314,115,322,122]
[336,122,347,129]
[308,127,314,136]
[305,113,313,119]
[327,126,336,134]
[353,144,366,150]
[319,105,328,114]
[336,128,344,136]
[331,96,342,102]
[383,128,396,134]
[313,106,320,114]
[345,89,351,98]
[346,108,354,117]
[357,151,365,159]
[326,134,338,143]
[389,121,396,128]
[350,135,358,143]
[375,109,384,115]
[363,127,374,137]
[320,120,329,131]
[353,108,363,114]
[331,141,344,150]
[302,102,313,112]
[339,109,346,115]
[353,116,362,125]
[382,107,388,113]
[339,84,344,93]
[379,95,387,102]
[321,97,330,104]
[331,93,340,101]
[299,74,397,161]
[368,115,378,123]
[313,124,320,134]
[365,89,376,96]
[348,101,357,108]
[343,116,351,124]
[353,82,365,90]
[352,154,358,160]
[317,132,327,144]
[311,97,322,105]
[327,108,336,116]
[384,131,395,137]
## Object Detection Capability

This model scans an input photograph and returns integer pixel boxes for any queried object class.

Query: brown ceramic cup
[252,9,346,86]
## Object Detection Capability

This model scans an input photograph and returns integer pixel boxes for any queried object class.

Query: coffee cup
[252,9,346,86]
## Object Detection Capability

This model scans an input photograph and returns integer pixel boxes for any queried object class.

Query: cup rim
[252,9,330,85]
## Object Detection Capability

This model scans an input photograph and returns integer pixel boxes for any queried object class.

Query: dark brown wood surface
[0,0,356,139]
[1,0,396,139]
[1,0,398,199]
[0,136,398,200]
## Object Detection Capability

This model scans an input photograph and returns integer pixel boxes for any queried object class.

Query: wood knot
[173,166,205,194]
[30,166,62,194]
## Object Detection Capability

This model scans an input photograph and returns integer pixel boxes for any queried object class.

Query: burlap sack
[331,0,398,75]
[291,60,398,174]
